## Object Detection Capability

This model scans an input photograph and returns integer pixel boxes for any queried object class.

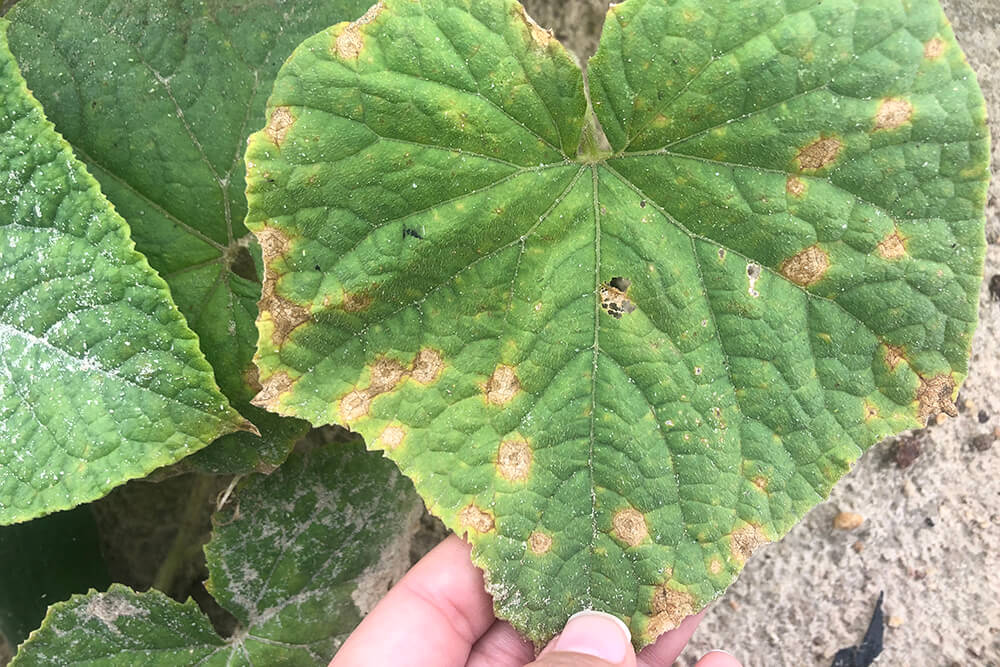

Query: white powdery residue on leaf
[84,591,149,635]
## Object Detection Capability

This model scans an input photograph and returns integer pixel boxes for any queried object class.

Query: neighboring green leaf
[244,0,989,647]
[5,0,376,473]
[0,20,249,525]
[0,506,110,646]
[12,442,421,666]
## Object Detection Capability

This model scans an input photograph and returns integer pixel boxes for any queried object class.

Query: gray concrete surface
[518,1,1000,664]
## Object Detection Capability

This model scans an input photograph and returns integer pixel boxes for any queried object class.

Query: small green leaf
[12,443,420,665]
[5,0,379,473]
[0,20,249,525]
[244,0,989,647]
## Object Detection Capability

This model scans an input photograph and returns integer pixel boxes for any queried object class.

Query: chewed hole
[610,276,631,291]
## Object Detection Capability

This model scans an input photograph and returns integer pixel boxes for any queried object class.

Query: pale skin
[331,535,742,667]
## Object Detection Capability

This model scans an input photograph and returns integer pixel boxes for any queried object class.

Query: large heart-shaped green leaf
[11,442,420,665]
[0,21,249,525]
[244,0,989,646]
[5,0,377,473]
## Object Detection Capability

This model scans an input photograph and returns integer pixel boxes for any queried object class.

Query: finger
[636,612,705,667]
[528,611,637,667]
[694,650,743,667]
[330,534,494,667]
[466,620,534,667]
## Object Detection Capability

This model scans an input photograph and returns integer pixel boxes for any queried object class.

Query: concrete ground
[518,1,1000,665]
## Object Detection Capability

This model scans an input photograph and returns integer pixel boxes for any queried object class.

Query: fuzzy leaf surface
[5,0,377,473]
[11,443,420,665]
[244,0,989,647]
[0,21,247,524]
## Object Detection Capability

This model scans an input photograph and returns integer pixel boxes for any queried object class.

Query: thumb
[527,611,636,667]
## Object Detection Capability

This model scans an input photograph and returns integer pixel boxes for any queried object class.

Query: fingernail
[553,610,632,663]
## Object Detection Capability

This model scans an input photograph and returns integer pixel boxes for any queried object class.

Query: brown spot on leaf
[517,4,552,48]
[411,348,443,384]
[339,390,372,422]
[338,351,443,423]
[611,507,648,547]
[646,587,695,640]
[342,291,373,312]
[458,504,495,534]
[379,425,406,450]
[877,230,906,260]
[864,401,879,421]
[786,176,806,197]
[528,531,552,554]
[251,371,296,409]
[256,227,291,263]
[874,99,913,131]
[796,137,842,170]
[265,106,294,146]
[334,1,384,59]
[924,37,946,59]
[369,358,407,393]
[780,245,829,286]
[752,476,769,492]
[917,374,958,423]
[485,365,520,406]
[600,278,636,319]
[708,558,724,575]
[885,344,906,370]
[496,438,532,482]
[263,289,311,346]
[730,524,768,564]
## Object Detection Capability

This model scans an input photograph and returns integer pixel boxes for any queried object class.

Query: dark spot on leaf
[314,264,321,271]
[639,200,646,208]
[402,226,423,240]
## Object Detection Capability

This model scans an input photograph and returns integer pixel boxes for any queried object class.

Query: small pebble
[852,540,864,553]
[888,616,905,628]
[963,399,975,412]
[833,511,864,530]
[971,433,994,452]
[978,410,990,423]
[935,413,949,425]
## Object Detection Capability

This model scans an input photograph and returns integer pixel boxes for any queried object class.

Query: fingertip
[694,649,742,667]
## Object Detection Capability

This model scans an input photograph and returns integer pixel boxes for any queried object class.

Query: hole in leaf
[229,245,258,282]
[609,276,630,291]
[600,277,636,318]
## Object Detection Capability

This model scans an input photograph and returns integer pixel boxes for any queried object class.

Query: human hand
[331,535,741,667]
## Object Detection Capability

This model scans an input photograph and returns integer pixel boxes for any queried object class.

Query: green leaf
[0,506,110,646]
[244,0,989,647]
[0,20,249,525]
[12,443,421,665]
[4,0,378,473]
